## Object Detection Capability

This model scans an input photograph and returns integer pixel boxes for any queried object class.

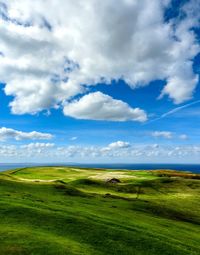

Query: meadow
[0,166,200,255]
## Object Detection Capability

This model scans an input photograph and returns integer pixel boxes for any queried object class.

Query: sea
[0,163,200,173]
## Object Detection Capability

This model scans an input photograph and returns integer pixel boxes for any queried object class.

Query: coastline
[0,163,200,173]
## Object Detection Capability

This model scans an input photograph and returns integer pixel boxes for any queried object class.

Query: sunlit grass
[0,167,200,255]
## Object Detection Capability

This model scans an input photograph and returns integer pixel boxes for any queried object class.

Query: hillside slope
[0,167,200,255]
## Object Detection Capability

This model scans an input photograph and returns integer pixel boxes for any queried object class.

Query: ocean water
[0,163,200,173]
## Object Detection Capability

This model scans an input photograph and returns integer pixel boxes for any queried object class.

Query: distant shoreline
[0,163,200,174]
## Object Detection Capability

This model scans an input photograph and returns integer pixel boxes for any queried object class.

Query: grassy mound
[0,167,200,255]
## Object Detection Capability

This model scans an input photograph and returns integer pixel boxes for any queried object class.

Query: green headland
[0,166,200,255]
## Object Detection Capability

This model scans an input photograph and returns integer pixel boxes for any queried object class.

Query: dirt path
[17,177,60,183]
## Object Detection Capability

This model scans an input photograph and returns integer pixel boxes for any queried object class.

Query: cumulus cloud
[152,131,173,139]
[0,0,199,116]
[107,141,130,149]
[0,127,53,141]
[100,141,131,156]
[63,92,147,122]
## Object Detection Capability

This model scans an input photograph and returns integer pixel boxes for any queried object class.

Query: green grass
[0,167,200,255]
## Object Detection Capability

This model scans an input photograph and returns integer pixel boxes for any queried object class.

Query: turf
[0,167,200,255]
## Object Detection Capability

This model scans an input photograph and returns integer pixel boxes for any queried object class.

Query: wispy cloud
[179,134,188,140]
[161,100,200,118]
[147,100,200,124]
[70,136,78,141]
[151,131,188,140]
[151,131,173,139]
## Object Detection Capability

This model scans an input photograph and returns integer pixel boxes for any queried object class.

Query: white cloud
[108,141,130,149]
[70,136,78,141]
[100,141,131,154]
[151,131,190,140]
[0,127,53,141]
[179,134,188,140]
[63,92,147,122]
[100,141,131,156]
[152,131,173,139]
[0,0,199,116]
[0,142,200,163]
[0,142,54,159]
[21,143,55,149]
[20,143,55,157]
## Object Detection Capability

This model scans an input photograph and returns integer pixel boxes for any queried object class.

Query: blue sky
[0,0,200,163]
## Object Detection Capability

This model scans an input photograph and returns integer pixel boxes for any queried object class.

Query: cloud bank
[0,142,200,163]
[0,0,199,120]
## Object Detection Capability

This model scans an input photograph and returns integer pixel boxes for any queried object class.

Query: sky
[0,0,200,163]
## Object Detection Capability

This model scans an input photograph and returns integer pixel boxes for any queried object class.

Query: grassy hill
[0,166,200,255]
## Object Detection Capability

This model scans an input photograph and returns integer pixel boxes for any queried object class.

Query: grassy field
[0,166,200,255]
